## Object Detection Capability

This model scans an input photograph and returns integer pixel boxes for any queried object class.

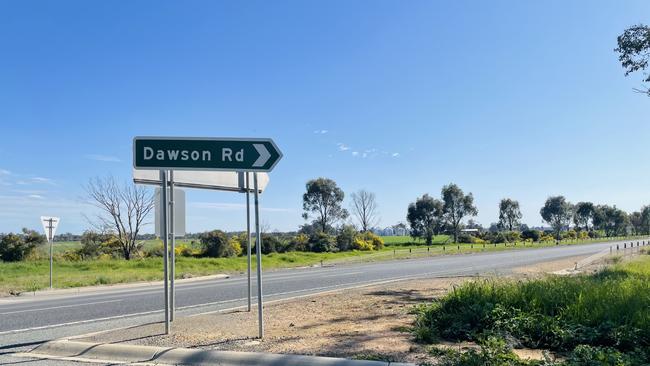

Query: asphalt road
[0,240,636,365]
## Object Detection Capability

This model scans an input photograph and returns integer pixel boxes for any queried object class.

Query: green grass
[414,255,650,365]
[382,235,449,246]
[34,239,199,257]
[3,235,647,295]
[0,250,392,294]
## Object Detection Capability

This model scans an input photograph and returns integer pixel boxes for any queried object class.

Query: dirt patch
[511,255,588,277]
[78,255,589,364]
[80,277,472,364]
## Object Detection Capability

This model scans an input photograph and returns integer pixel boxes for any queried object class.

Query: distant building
[371,226,410,236]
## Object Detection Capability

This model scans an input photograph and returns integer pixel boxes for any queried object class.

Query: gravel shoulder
[76,255,590,364]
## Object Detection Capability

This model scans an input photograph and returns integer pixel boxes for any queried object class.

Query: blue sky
[1,0,649,234]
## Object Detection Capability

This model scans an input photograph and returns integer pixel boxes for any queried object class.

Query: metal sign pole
[254,172,264,338]
[169,170,176,322]
[48,219,53,289]
[161,170,170,334]
[246,172,252,312]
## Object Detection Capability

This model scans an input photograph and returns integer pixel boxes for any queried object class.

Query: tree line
[405,183,650,245]
[3,175,648,262]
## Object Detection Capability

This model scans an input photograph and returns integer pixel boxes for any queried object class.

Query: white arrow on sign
[252,144,271,168]
[40,216,60,242]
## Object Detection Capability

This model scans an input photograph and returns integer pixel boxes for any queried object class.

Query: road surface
[0,240,634,365]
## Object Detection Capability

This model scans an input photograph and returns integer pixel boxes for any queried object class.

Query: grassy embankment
[1,235,645,295]
[414,252,650,365]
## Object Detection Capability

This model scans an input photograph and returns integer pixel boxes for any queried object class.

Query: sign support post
[169,170,176,322]
[246,172,252,312]
[47,217,54,290]
[160,170,170,334]
[134,136,283,340]
[48,221,53,289]
[254,172,264,338]
[40,217,59,289]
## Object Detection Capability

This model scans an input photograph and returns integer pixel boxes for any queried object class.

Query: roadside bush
[473,237,487,244]
[577,231,589,240]
[565,345,649,366]
[490,231,521,243]
[414,258,650,364]
[505,231,521,243]
[589,230,604,239]
[0,229,45,262]
[144,244,165,257]
[457,233,475,244]
[288,234,309,252]
[352,236,374,251]
[61,251,82,261]
[539,234,555,242]
[309,232,337,252]
[200,230,238,258]
[521,229,542,242]
[77,231,121,259]
[336,225,358,251]
[174,243,194,257]
[349,232,384,251]
[229,237,243,256]
[562,230,577,240]
[258,234,281,254]
[360,231,384,250]
[430,337,532,366]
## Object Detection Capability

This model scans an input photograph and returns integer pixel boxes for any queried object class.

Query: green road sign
[133,137,283,172]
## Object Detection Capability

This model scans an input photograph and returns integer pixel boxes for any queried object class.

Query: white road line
[0,268,343,306]
[0,244,616,336]
[320,271,363,278]
[0,299,122,315]
[0,242,616,306]
[0,269,455,336]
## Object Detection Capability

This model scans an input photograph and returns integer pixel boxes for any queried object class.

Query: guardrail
[609,239,648,256]
[325,236,650,266]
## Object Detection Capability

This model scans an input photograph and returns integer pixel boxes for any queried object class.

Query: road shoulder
[64,255,587,365]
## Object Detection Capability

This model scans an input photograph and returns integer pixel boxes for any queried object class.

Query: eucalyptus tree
[441,183,478,243]
[302,177,348,233]
[573,202,595,231]
[615,24,650,96]
[407,194,444,245]
[498,198,522,231]
[540,196,573,240]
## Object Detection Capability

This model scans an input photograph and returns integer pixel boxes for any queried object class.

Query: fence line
[327,236,650,266]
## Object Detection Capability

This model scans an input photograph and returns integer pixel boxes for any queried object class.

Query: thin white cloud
[313,130,328,134]
[352,151,359,157]
[31,177,54,184]
[392,153,400,157]
[0,194,90,219]
[85,154,121,162]
[337,143,350,152]
[12,189,46,195]
[28,194,44,199]
[0,169,10,175]
[192,202,294,213]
